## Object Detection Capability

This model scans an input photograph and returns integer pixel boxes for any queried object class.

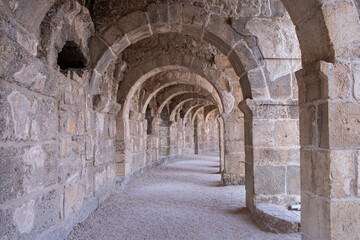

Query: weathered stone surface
[330,151,354,198]
[286,165,300,195]
[254,165,286,195]
[254,203,300,233]
[328,103,360,148]
[253,147,299,165]
[274,120,298,146]
[301,150,331,197]
[64,183,85,220]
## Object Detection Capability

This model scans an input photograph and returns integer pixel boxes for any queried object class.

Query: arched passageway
[66,154,300,240]
[1,0,360,239]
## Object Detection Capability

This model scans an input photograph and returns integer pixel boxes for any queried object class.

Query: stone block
[322,62,351,100]
[59,157,82,186]
[233,40,260,72]
[10,189,62,237]
[127,25,152,44]
[0,143,58,205]
[0,207,18,239]
[253,147,299,165]
[299,104,316,146]
[94,139,115,166]
[89,36,108,68]
[330,150,354,197]
[0,85,31,141]
[203,30,232,55]
[169,3,181,25]
[117,11,148,34]
[352,63,360,101]
[147,3,168,24]
[22,144,58,194]
[95,168,107,192]
[0,146,23,204]
[182,4,206,27]
[224,122,243,141]
[95,48,114,74]
[0,34,26,81]
[330,200,360,239]
[215,56,231,69]
[301,149,331,197]
[204,14,242,51]
[322,1,360,59]
[296,65,323,103]
[254,165,286,195]
[247,67,267,89]
[286,165,300,195]
[268,74,292,100]
[301,193,331,240]
[31,189,62,234]
[253,120,274,147]
[64,183,85,220]
[102,23,124,46]
[328,102,360,148]
[274,120,298,146]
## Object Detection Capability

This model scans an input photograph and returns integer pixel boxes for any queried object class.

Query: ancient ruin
[0,0,360,239]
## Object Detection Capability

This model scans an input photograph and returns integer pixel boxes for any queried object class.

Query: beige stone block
[323,1,360,59]
[321,62,351,100]
[330,151,354,197]
[254,165,286,195]
[274,120,298,146]
[301,149,331,197]
[286,165,300,195]
[328,102,360,148]
[64,183,85,220]
[66,116,76,134]
[254,147,299,165]
[299,104,316,146]
[224,153,245,174]
[330,200,360,239]
[253,120,274,147]
[215,56,231,69]
[301,193,331,240]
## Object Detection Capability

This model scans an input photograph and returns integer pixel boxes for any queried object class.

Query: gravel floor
[67,154,301,240]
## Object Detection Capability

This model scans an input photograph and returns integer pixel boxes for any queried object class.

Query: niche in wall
[57,41,86,72]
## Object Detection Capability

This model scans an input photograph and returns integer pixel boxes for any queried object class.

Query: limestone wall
[194,110,219,154]
[0,2,118,239]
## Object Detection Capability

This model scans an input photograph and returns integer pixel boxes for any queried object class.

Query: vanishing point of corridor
[67,155,300,240]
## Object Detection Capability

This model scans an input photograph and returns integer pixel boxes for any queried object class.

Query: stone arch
[169,95,210,122]
[156,85,214,115]
[140,72,217,114]
[183,101,213,125]
[191,104,215,125]
[204,106,219,122]
[118,55,226,116]
[277,1,360,238]
[89,5,267,100]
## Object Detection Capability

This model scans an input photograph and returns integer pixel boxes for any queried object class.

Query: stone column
[218,117,225,173]
[239,99,300,211]
[297,61,360,239]
[221,108,246,185]
[169,121,179,160]
[151,117,162,163]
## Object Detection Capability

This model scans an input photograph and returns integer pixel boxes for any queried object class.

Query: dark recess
[57,41,86,71]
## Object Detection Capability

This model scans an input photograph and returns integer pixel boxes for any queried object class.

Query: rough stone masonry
[1,0,360,239]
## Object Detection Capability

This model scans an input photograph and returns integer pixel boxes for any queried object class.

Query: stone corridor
[2,0,360,239]
[67,154,300,240]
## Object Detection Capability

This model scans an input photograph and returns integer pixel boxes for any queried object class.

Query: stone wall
[194,109,219,154]
[0,2,119,239]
